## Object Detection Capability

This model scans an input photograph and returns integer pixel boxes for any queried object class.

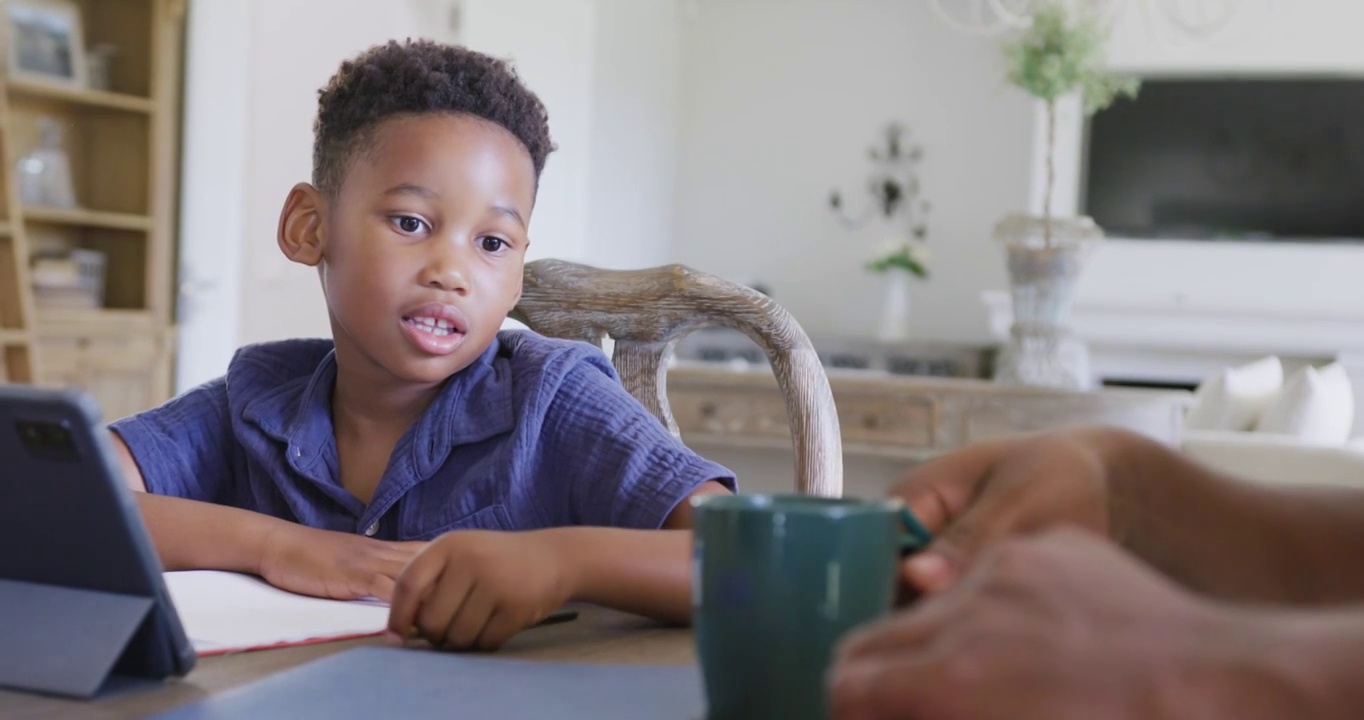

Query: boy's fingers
[415,565,475,645]
[476,607,524,651]
[443,584,496,649]
[387,553,446,640]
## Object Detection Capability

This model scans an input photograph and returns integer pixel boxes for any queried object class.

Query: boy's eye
[479,236,508,252]
[393,216,426,234]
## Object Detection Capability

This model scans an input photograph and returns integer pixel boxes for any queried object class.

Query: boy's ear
[277,183,327,267]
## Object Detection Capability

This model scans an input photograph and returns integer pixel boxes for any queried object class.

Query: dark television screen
[1082,78,1364,243]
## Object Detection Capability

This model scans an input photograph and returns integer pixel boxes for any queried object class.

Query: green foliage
[866,246,929,279]
[1002,1,1140,115]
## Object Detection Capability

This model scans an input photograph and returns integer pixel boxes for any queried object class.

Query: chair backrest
[511,259,842,497]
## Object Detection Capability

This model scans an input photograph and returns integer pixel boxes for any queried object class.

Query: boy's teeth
[408,316,457,336]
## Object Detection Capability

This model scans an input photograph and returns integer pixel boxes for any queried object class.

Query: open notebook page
[162,571,390,656]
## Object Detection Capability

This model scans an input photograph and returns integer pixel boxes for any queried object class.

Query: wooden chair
[511,258,843,497]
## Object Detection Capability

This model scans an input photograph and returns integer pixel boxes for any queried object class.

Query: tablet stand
[0,578,154,698]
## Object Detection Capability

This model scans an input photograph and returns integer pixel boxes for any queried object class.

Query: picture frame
[5,0,88,88]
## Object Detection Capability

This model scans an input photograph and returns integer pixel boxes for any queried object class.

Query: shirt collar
[240,338,515,482]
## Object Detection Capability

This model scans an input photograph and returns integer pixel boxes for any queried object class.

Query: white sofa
[1182,430,1364,489]
[1178,356,1364,489]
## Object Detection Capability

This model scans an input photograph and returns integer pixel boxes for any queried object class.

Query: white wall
[671,0,1034,344]
[460,0,597,265]
[237,0,432,347]
[1106,1,1364,75]
[584,0,681,270]
[174,0,249,391]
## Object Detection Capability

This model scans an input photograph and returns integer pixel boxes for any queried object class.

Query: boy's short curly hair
[312,39,554,196]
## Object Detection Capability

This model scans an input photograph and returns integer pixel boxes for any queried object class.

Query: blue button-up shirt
[111,331,736,540]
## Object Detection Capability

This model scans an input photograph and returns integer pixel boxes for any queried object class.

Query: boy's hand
[386,530,574,651]
[258,523,426,602]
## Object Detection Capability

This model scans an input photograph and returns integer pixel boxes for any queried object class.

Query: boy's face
[280,113,536,387]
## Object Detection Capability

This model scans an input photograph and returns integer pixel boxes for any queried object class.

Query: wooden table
[4,606,694,719]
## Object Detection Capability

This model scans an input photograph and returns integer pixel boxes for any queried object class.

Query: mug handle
[895,502,934,556]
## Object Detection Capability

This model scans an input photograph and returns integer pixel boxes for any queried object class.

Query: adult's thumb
[902,496,1007,594]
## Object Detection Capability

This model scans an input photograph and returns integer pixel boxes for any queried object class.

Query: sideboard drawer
[671,382,938,452]
[671,387,793,441]
[835,393,934,449]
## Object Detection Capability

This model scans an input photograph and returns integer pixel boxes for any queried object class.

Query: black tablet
[0,384,196,697]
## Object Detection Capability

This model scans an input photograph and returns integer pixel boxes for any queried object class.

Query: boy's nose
[418,253,470,294]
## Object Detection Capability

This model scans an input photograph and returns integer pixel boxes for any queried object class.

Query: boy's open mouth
[399,303,469,355]
[402,316,460,337]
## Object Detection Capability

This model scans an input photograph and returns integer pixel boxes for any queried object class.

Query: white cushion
[1184,356,1284,431]
[1182,429,1364,488]
[1254,363,1355,444]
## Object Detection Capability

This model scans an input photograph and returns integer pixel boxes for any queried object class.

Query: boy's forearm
[546,527,693,625]
[136,492,293,574]
[1101,428,1364,604]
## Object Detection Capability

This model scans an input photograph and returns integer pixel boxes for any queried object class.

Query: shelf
[36,308,160,335]
[0,329,30,346]
[7,78,155,114]
[22,207,153,232]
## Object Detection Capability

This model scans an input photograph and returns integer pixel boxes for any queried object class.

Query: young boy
[108,39,736,651]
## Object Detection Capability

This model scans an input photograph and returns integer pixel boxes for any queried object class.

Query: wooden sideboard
[668,362,1192,462]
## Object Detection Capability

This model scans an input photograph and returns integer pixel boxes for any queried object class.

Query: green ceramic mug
[690,493,932,720]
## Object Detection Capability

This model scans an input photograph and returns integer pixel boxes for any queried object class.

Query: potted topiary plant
[992,0,1139,390]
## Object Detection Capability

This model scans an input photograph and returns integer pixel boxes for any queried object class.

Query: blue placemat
[150,646,706,719]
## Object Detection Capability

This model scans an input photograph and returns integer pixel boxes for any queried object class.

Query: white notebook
[162,570,391,656]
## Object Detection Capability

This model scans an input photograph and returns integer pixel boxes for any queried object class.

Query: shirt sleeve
[108,378,236,503]
[536,352,738,529]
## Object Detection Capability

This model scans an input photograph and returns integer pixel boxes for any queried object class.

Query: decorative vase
[991,213,1101,390]
[876,271,913,343]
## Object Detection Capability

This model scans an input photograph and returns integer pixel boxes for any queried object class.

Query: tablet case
[0,578,155,698]
[0,385,197,697]
[150,646,707,719]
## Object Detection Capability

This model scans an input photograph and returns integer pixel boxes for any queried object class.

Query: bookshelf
[0,0,185,420]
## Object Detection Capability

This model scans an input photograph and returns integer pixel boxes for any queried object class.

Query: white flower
[872,238,905,261]
[906,239,932,266]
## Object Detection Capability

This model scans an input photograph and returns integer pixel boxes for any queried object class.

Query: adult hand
[829,528,1309,720]
[890,428,1123,593]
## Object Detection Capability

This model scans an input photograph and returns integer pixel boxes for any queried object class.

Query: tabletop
[3,605,695,719]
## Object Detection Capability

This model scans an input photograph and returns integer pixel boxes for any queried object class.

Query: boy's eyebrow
[493,205,526,229]
[383,183,440,200]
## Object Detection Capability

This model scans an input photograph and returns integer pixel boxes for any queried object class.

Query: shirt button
[363,522,380,537]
